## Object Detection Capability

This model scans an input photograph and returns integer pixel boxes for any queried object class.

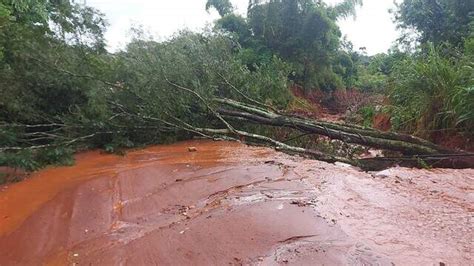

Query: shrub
[388,44,473,137]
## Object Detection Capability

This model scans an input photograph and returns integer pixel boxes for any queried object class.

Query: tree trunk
[214,98,455,155]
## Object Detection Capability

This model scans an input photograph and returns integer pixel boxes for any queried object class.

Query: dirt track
[0,140,472,265]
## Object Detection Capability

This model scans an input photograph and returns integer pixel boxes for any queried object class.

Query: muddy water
[0,140,472,265]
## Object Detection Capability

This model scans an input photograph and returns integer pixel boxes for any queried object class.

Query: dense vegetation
[0,0,473,177]
[388,0,474,138]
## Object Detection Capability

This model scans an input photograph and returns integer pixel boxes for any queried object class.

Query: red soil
[373,113,392,131]
[0,140,472,265]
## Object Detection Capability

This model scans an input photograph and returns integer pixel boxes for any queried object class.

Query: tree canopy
[206,0,234,16]
[214,0,362,90]
[394,0,474,47]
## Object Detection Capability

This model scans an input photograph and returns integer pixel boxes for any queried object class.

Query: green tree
[212,0,362,91]
[388,0,474,139]
[394,0,474,47]
[0,0,107,123]
[206,0,234,17]
[210,0,364,90]
[330,0,363,19]
[246,0,361,90]
[0,0,111,169]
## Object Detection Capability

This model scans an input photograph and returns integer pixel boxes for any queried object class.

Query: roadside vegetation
[0,0,473,175]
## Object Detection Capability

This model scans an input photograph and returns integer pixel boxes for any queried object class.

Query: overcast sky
[86,0,399,55]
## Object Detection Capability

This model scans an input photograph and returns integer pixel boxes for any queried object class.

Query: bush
[452,86,474,128]
[388,43,473,137]
[0,147,74,171]
[358,106,376,128]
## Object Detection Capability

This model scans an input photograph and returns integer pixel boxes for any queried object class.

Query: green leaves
[205,0,234,17]
[113,31,292,126]
[330,0,363,20]
[0,3,12,18]
[394,0,473,47]
[452,85,474,126]
[388,43,474,135]
[0,147,74,171]
[244,0,349,90]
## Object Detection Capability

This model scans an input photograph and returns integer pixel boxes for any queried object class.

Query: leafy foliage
[388,44,474,135]
[386,0,474,140]
[215,0,361,91]
[394,0,474,47]
[0,0,110,170]
[330,0,363,19]
[206,0,234,17]
[108,30,292,131]
[2,0,473,174]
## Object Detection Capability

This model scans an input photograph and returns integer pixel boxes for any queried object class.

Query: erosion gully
[0,140,472,265]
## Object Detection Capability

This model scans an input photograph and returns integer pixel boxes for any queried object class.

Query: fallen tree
[3,76,473,172]
[150,80,472,170]
[3,29,471,173]
[214,98,452,155]
[175,124,474,171]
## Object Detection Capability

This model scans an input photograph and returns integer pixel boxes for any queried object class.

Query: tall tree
[245,0,361,90]
[394,0,474,47]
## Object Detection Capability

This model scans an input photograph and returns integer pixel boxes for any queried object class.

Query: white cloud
[87,0,400,55]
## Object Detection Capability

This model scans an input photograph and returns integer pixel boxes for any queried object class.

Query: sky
[86,0,400,55]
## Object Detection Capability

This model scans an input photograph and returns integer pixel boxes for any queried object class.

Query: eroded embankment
[0,140,472,265]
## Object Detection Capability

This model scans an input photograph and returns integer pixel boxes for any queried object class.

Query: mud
[0,140,472,265]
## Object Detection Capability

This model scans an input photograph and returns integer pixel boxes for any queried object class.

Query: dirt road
[0,140,472,265]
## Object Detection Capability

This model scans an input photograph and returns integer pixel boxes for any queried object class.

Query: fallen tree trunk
[162,81,474,170]
[189,127,474,171]
[214,98,454,155]
[195,127,356,165]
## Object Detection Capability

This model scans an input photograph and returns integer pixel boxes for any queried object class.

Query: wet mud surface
[0,140,472,265]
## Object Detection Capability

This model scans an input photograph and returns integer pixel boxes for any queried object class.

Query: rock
[188,147,197,152]
[374,169,393,178]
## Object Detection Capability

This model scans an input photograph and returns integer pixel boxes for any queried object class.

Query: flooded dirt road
[0,140,472,265]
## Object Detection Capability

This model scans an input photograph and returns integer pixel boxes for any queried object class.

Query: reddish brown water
[0,140,472,265]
